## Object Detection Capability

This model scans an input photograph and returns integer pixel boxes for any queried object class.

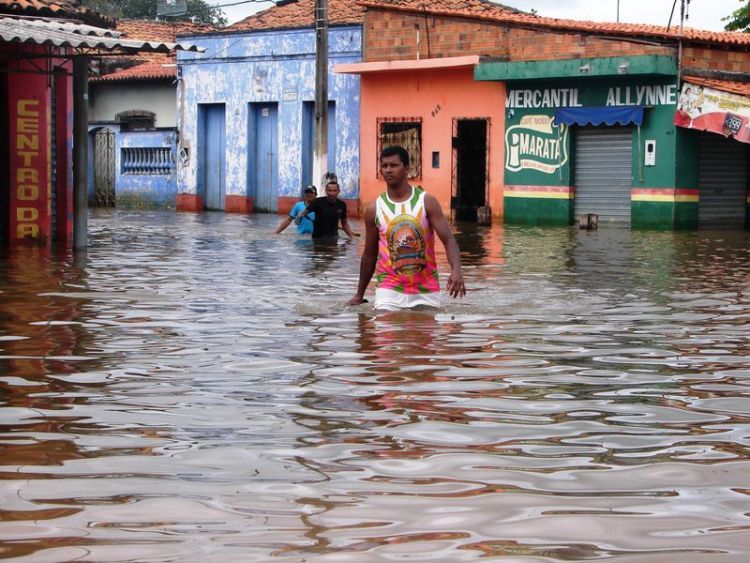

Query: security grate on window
[121,148,174,175]
[377,118,422,179]
[117,110,155,132]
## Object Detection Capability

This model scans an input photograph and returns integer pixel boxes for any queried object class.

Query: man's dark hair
[303,186,317,195]
[380,145,410,167]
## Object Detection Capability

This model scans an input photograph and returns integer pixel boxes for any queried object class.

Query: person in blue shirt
[274,185,317,235]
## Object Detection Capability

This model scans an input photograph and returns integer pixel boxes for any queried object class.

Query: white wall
[89,82,176,127]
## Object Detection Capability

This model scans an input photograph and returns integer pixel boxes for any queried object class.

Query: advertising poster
[674,82,750,143]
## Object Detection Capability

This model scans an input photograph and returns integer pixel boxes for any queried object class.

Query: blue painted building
[87,20,213,209]
[175,1,363,214]
[87,124,178,208]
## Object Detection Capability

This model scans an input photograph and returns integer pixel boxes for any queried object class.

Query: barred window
[121,148,173,175]
[116,110,155,132]
[377,118,422,179]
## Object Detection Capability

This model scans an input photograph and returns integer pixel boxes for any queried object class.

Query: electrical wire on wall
[420,5,431,59]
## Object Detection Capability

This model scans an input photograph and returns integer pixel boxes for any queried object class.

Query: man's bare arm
[347,203,379,305]
[425,194,465,298]
[274,215,293,234]
[340,217,356,239]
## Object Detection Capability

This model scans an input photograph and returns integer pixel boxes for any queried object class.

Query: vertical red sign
[9,72,50,243]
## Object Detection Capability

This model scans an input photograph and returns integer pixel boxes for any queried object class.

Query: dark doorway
[0,66,8,242]
[452,118,488,222]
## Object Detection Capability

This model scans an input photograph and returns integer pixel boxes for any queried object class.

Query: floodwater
[1,209,750,562]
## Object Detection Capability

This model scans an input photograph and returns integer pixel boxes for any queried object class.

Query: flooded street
[1,209,750,562]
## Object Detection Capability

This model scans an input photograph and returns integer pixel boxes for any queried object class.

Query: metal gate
[698,133,747,229]
[93,128,116,207]
[573,127,633,223]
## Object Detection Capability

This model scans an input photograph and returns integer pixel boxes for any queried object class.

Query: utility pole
[313,0,328,187]
[679,0,685,34]
[616,0,620,22]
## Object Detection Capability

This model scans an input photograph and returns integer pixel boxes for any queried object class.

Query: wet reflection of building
[0,246,85,380]
[0,247,93,484]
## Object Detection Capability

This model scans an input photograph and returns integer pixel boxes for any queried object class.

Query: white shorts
[374,288,441,311]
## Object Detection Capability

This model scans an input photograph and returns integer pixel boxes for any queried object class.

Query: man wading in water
[347,145,466,311]
[297,175,356,241]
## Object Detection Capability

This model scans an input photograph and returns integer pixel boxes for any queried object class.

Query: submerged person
[297,175,356,241]
[347,145,466,311]
[274,185,317,235]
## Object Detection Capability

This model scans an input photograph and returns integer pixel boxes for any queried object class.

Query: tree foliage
[723,1,750,32]
[82,0,228,26]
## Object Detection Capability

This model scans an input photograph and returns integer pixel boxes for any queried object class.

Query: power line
[212,0,275,8]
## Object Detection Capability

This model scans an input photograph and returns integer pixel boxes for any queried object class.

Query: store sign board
[673,83,750,144]
[506,84,678,109]
[9,87,50,242]
[505,115,569,174]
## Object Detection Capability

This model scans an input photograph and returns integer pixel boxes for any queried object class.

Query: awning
[0,16,203,53]
[554,106,645,126]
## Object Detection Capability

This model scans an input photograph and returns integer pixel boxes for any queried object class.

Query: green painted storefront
[475,55,748,230]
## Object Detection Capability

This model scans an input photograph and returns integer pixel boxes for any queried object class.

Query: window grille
[377,117,422,179]
[116,110,155,132]
[121,147,173,175]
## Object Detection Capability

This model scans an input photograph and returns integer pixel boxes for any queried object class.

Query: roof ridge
[356,0,750,48]
[226,0,364,33]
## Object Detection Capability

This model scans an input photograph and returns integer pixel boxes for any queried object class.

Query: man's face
[304,191,316,205]
[325,183,340,201]
[380,154,408,185]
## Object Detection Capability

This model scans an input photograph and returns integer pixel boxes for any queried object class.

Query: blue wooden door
[301,101,336,187]
[201,104,226,210]
[251,103,278,212]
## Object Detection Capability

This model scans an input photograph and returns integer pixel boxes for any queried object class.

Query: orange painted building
[337,56,505,221]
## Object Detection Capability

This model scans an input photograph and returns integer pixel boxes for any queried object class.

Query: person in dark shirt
[298,176,356,240]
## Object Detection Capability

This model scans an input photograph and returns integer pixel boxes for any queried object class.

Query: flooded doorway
[452,117,489,222]
[698,132,748,229]
[92,127,116,208]
[199,103,226,211]
[249,102,278,212]
[574,126,633,224]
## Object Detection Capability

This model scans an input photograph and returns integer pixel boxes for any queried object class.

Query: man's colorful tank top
[374,186,439,294]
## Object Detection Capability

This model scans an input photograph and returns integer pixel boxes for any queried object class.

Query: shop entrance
[452,118,488,222]
[698,133,747,229]
[573,127,633,224]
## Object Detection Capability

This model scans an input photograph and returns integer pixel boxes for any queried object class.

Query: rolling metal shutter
[698,133,747,229]
[573,127,633,223]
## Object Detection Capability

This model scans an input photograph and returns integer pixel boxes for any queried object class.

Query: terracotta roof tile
[117,18,214,42]
[93,53,176,81]
[360,0,750,48]
[684,76,750,98]
[0,0,112,27]
[227,0,364,32]
[91,19,212,81]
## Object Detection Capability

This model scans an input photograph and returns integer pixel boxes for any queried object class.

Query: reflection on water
[1,209,749,561]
